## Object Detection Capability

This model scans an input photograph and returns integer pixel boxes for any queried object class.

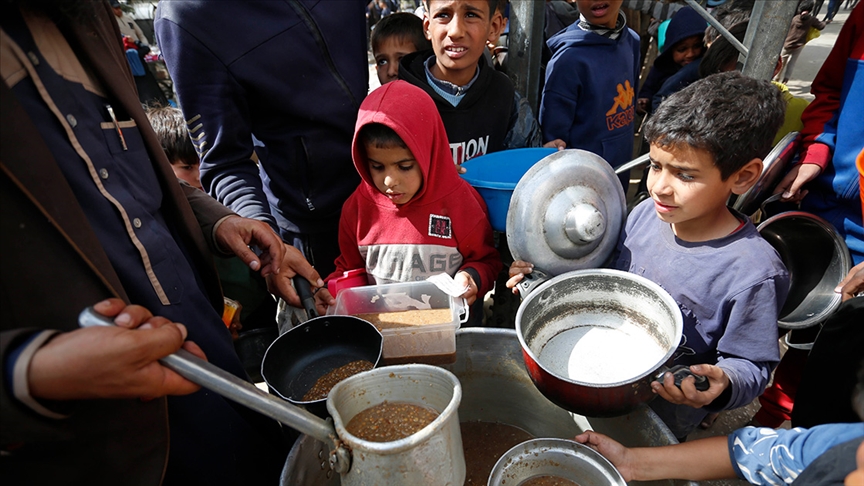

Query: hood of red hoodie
[352,80,460,209]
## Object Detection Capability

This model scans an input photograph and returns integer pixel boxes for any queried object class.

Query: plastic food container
[327,281,467,364]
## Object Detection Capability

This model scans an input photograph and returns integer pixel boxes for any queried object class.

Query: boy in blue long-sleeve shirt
[511,72,790,439]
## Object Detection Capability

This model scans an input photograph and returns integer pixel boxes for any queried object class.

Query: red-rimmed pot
[516,269,685,417]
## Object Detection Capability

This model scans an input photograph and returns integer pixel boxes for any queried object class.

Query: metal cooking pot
[488,438,625,486]
[516,269,690,417]
[280,329,691,486]
[757,211,852,329]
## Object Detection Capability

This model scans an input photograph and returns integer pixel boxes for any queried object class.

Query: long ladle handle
[77,307,345,463]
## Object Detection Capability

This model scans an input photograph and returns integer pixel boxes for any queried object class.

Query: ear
[423,14,432,40]
[487,10,505,43]
[730,158,763,195]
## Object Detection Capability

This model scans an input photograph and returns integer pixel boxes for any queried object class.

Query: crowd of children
[151,0,862,483]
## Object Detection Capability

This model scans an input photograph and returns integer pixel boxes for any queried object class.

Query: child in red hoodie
[316,81,500,315]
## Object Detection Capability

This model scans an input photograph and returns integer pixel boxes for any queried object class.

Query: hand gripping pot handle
[653,364,709,392]
[77,307,352,473]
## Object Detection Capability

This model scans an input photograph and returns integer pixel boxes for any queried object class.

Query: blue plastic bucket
[460,148,557,232]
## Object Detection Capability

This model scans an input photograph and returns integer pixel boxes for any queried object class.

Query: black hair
[798,0,815,14]
[698,21,748,77]
[145,105,198,165]
[371,13,431,54]
[704,6,750,45]
[358,123,407,149]
[424,0,502,16]
[643,71,785,180]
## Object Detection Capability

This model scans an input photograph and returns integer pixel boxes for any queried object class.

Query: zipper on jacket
[287,0,360,110]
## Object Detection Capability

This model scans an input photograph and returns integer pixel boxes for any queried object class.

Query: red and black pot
[515,269,695,417]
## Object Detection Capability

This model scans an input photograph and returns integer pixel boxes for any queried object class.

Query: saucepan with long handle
[78,307,353,472]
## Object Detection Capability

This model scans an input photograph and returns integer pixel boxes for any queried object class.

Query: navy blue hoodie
[155,0,367,238]
[540,23,640,168]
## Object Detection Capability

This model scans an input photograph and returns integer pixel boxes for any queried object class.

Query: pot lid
[506,150,626,275]
[732,131,800,216]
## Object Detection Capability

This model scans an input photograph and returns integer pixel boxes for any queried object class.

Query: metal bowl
[488,438,625,486]
[758,211,851,328]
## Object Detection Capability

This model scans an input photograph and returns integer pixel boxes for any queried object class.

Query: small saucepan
[516,269,704,417]
[262,278,383,417]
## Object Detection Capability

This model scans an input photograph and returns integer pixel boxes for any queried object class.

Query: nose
[384,172,397,189]
[387,61,398,80]
[448,15,465,38]
[648,169,673,196]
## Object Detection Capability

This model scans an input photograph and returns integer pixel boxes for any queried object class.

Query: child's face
[424,0,503,86]
[575,0,624,29]
[671,35,703,66]
[171,160,202,190]
[365,142,423,205]
[646,143,737,239]
[375,37,417,85]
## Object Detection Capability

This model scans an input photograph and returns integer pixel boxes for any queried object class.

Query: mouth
[386,192,403,201]
[653,199,677,213]
[444,45,468,59]
[590,2,610,17]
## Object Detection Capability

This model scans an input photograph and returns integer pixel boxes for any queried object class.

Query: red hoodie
[327,81,500,296]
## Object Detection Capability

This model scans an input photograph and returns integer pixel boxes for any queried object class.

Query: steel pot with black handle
[516,269,704,417]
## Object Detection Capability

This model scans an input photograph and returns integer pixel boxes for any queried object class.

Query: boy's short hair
[643,71,784,180]
[370,12,431,54]
[798,0,815,15]
[358,122,408,149]
[145,105,197,165]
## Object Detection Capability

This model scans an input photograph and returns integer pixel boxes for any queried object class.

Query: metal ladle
[78,307,352,473]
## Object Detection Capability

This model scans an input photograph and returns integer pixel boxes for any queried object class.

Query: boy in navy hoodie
[399,0,564,166]
[540,0,640,172]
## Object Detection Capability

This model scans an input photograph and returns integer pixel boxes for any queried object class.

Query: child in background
[775,0,826,85]
[145,106,277,336]
[510,72,790,439]
[371,12,431,86]
[637,6,705,115]
[146,105,202,189]
[539,0,640,174]
[315,81,501,320]
[399,0,563,167]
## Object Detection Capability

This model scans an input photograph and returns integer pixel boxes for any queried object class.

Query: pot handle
[653,364,709,392]
[294,276,319,319]
[516,268,552,300]
[77,307,351,472]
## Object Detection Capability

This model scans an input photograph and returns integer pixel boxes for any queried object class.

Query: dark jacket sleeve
[155,18,279,232]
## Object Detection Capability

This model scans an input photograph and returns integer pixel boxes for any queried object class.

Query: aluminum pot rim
[515,268,683,387]
[326,363,463,454]
[488,438,626,486]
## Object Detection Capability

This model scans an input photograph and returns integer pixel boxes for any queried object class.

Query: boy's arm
[456,195,502,298]
[711,277,788,411]
[539,50,583,144]
[155,17,278,233]
[574,431,735,482]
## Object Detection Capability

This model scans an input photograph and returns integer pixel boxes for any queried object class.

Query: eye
[399,163,415,172]
[648,162,660,171]
[676,172,695,181]
[376,58,388,67]
[369,163,384,172]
